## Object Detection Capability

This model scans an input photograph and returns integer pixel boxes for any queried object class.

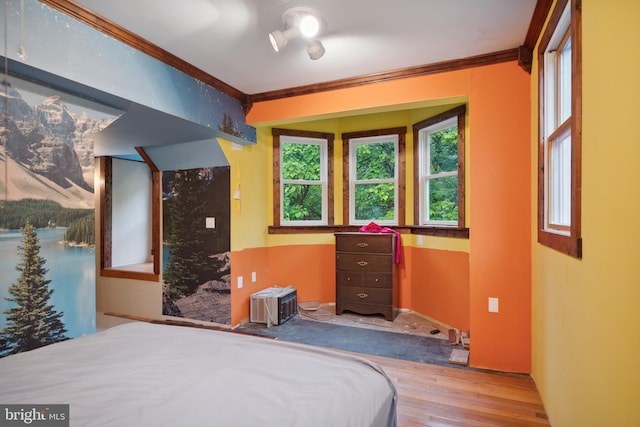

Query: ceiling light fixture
[268,7,325,60]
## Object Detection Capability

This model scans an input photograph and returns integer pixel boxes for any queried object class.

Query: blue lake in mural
[0,228,96,339]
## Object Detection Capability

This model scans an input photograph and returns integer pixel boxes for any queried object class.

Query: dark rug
[238,316,474,370]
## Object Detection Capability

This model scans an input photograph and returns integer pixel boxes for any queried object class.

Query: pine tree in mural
[163,169,222,301]
[218,113,242,137]
[0,222,68,357]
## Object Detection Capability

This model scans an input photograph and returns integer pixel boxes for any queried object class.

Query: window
[272,128,334,226]
[343,128,406,226]
[538,0,582,258]
[414,105,466,227]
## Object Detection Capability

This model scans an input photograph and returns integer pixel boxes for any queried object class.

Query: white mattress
[0,322,397,426]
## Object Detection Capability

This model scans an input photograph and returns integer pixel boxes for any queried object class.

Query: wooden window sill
[101,263,159,281]
[268,225,469,239]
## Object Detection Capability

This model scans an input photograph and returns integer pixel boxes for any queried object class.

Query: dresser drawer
[336,271,362,287]
[336,271,392,288]
[363,272,393,288]
[336,286,392,306]
[336,253,393,272]
[335,233,394,254]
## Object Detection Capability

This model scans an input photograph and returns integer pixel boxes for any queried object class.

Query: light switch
[205,217,216,229]
[237,276,243,289]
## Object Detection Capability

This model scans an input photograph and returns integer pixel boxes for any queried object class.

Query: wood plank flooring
[362,352,550,427]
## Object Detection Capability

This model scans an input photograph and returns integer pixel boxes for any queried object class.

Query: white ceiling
[72,0,537,95]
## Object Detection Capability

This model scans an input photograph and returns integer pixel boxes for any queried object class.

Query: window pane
[282,142,321,180]
[426,176,458,222]
[429,126,458,174]
[559,36,572,123]
[354,183,395,221]
[283,184,322,221]
[355,142,395,180]
[549,132,571,226]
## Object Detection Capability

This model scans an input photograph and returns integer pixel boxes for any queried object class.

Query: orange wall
[233,242,471,333]
[247,61,531,372]
[267,245,337,304]
[467,65,531,372]
[230,244,336,325]
[247,73,471,126]
[409,248,470,331]
[230,247,269,325]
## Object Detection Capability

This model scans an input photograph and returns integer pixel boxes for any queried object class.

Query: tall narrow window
[343,128,406,226]
[538,0,582,257]
[414,106,466,227]
[272,128,334,226]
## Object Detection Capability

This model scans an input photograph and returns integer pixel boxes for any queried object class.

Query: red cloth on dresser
[358,222,403,264]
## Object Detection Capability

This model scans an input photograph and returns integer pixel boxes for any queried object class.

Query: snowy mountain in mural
[0,80,116,208]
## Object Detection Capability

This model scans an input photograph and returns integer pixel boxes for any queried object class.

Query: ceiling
[69,0,538,96]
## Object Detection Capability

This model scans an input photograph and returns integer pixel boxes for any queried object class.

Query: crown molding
[249,49,519,103]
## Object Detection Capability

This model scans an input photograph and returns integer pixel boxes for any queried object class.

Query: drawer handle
[357,261,368,267]
[357,293,369,299]
[357,242,369,248]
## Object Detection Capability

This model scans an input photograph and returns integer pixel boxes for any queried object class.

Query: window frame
[537,0,582,258]
[342,127,406,226]
[272,128,334,227]
[413,105,466,228]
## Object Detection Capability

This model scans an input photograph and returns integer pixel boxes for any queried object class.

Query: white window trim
[279,135,328,226]
[542,2,572,235]
[418,116,458,227]
[348,134,399,226]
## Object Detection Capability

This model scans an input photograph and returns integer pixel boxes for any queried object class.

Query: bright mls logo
[0,405,69,426]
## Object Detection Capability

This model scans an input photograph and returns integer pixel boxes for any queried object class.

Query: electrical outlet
[417,235,423,246]
[251,272,256,282]
[205,217,216,229]
[237,276,243,289]
[488,297,499,313]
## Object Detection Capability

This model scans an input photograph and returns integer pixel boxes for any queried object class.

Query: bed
[0,321,397,426]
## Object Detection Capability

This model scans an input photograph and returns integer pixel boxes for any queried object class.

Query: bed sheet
[0,322,397,426]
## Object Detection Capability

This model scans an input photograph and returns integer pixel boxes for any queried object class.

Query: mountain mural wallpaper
[0,76,119,356]
[162,167,231,325]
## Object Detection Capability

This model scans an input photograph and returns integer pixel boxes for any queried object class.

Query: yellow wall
[531,1,640,425]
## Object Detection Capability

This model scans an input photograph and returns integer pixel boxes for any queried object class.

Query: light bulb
[299,14,319,38]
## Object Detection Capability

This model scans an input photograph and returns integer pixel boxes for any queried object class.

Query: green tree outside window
[426,126,458,222]
[353,140,396,222]
[281,140,325,222]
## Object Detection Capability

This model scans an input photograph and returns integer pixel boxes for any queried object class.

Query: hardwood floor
[299,307,550,425]
[362,352,550,427]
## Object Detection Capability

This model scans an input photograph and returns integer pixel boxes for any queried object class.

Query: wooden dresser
[335,232,398,321]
